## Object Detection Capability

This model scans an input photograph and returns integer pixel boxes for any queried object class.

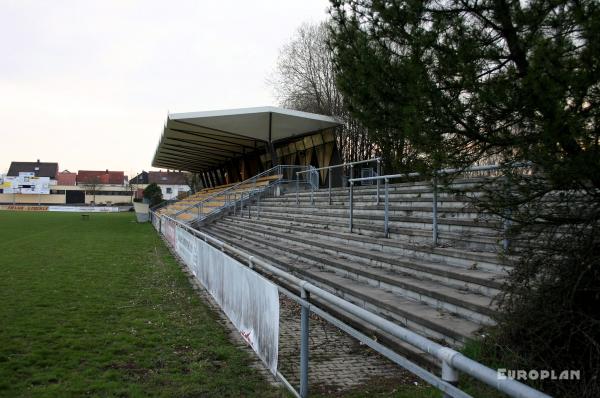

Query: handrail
[348,162,532,184]
[173,165,284,217]
[346,162,533,245]
[296,157,381,174]
[154,211,550,398]
[149,199,176,211]
[172,165,315,224]
[297,157,382,205]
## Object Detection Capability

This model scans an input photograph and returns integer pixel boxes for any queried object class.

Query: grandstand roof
[152,106,341,172]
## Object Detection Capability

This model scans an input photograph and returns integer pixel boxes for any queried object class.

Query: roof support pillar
[207,170,215,188]
[216,168,225,186]
[200,173,209,189]
[210,169,221,187]
[268,112,280,167]
[205,171,214,188]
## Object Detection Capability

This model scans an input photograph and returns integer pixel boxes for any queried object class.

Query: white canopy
[152,106,341,172]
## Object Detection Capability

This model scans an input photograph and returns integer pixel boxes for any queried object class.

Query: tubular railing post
[300,287,310,398]
[349,181,354,233]
[384,178,389,238]
[310,169,315,206]
[296,172,299,205]
[503,215,511,252]
[328,167,332,205]
[257,190,261,219]
[432,174,439,246]
[376,159,381,205]
[349,164,354,187]
[440,349,459,398]
[503,176,511,252]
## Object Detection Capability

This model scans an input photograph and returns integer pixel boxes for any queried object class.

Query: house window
[166,187,172,194]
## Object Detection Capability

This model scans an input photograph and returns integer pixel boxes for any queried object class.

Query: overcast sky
[0,0,330,177]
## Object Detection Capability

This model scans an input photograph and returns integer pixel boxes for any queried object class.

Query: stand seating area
[156,175,282,222]
[198,176,508,364]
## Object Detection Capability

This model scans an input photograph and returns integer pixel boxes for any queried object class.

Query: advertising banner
[0,205,119,212]
[164,218,176,246]
[194,238,279,375]
[0,205,49,212]
[175,228,197,268]
[47,206,120,213]
[169,223,280,375]
[2,173,50,195]
[152,214,161,231]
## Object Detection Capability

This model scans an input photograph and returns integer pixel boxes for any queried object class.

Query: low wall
[155,216,279,375]
[0,193,65,204]
[0,205,121,212]
[85,194,132,205]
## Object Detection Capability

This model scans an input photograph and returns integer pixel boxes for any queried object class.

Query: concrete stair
[196,177,508,361]
[159,174,282,222]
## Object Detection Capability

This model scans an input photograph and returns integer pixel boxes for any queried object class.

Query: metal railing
[296,157,381,205]
[172,165,317,224]
[348,162,532,246]
[149,199,176,212]
[153,211,550,398]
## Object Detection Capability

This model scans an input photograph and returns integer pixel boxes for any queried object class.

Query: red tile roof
[57,171,77,186]
[77,170,124,185]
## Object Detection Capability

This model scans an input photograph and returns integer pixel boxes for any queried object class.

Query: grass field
[0,211,284,397]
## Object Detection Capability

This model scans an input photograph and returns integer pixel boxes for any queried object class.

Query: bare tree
[82,176,101,205]
[270,22,380,165]
[183,172,203,194]
[126,178,137,204]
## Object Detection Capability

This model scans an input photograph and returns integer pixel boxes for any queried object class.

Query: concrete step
[265,195,480,208]
[216,242,440,369]
[295,181,496,196]
[203,225,483,347]
[231,208,502,252]
[210,222,499,326]
[314,176,499,193]
[219,216,506,280]
[221,215,506,273]
[255,202,498,221]
[245,208,502,245]
[292,190,485,203]
[254,205,501,230]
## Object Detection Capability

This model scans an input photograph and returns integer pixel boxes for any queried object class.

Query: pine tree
[329,1,600,396]
[329,0,600,176]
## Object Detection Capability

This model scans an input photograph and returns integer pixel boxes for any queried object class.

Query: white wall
[160,184,190,200]
[129,183,190,200]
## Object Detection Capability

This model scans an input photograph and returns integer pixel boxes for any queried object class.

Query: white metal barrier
[152,212,551,398]
[158,216,280,374]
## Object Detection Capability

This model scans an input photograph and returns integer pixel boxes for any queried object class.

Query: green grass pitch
[0,211,283,397]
